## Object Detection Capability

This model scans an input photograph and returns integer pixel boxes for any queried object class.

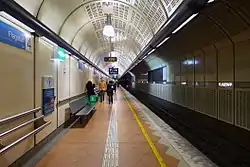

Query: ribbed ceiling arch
[15,0,183,74]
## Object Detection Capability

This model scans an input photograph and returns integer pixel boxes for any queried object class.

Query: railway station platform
[23,88,215,167]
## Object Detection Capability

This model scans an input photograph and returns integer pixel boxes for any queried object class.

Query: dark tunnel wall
[130,0,250,130]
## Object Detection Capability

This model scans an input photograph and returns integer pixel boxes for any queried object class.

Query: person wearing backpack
[86,81,94,103]
[107,80,114,104]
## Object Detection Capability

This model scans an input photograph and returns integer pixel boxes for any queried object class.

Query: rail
[0,107,41,125]
[0,115,44,138]
[0,121,51,155]
[58,92,86,105]
[58,89,100,106]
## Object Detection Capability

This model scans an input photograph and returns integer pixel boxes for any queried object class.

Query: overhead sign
[104,57,117,62]
[109,68,119,75]
[0,20,31,51]
[52,46,66,61]
[57,47,66,61]
[78,61,84,71]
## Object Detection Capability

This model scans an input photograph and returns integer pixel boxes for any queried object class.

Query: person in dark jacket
[86,81,94,102]
[107,81,114,104]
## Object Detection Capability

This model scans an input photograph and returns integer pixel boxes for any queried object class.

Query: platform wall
[0,19,101,166]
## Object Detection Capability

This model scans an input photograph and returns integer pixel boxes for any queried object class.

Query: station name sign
[0,20,31,51]
[109,68,118,75]
[104,57,117,62]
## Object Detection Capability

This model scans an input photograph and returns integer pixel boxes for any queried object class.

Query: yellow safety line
[122,90,167,167]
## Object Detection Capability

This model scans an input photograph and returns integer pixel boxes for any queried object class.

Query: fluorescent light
[0,11,35,33]
[156,37,170,48]
[181,82,187,85]
[72,55,79,60]
[142,55,147,60]
[40,37,57,47]
[147,49,156,55]
[207,0,215,3]
[103,25,115,37]
[172,13,198,34]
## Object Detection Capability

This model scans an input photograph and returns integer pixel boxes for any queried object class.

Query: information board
[109,68,119,75]
[42,76,55,116]
[104,57,117,62]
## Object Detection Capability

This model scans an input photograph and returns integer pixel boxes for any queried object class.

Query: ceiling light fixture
[147,49,156,55]
[172,13,199,34]
[103,14,115,37]
[156,37,170,48]
[207,0,215,3]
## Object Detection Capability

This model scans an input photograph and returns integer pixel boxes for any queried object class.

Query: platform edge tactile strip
[122,87,218,167]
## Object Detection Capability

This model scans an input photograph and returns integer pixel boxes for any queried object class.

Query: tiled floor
[35,89,185,167]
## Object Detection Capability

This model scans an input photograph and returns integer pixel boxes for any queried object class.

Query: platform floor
[34,88,215,167]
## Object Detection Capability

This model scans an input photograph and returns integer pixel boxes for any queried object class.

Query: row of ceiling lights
[129,0,216,70]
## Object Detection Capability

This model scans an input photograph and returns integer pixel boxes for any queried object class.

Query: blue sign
[0,20,29,50]
[78,61,84,70]
[109,68,119,75]
[42,88,55,115]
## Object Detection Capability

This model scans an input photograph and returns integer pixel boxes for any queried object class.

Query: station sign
[104,57,117,62]
[109,68,119,75]
[0,20,31,51]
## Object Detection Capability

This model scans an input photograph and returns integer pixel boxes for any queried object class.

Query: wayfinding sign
[104,57,117,62]
[109,68,119,75]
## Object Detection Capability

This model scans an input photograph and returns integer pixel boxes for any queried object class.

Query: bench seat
[69,96,88,115]
[76,103,96,116]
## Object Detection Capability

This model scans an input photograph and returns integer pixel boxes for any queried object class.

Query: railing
[58,92,87,106]
[0,107,51,155]
[57,89,100,106]
[0,107,41,125]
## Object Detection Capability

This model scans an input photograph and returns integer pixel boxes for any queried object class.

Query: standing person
[107,80,114,104]
[99,78,107,102]
[86,81,94,103]
[113,81,116,93]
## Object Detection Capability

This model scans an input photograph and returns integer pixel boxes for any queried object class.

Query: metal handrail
[0,107,41,125]
[0,121,51,155]
[58,92,87,104]
[0,115,44,138]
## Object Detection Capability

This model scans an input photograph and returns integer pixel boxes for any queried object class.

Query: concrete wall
[0,18,101,166]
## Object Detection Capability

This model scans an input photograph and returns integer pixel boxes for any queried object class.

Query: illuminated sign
[109,68,118,75]
[218,82,232,87]
[183,60,199,65]
[57,47,66,61]
[104,57,117,62]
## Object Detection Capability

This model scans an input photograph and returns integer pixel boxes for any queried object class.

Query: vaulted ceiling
[15,0,184,74]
